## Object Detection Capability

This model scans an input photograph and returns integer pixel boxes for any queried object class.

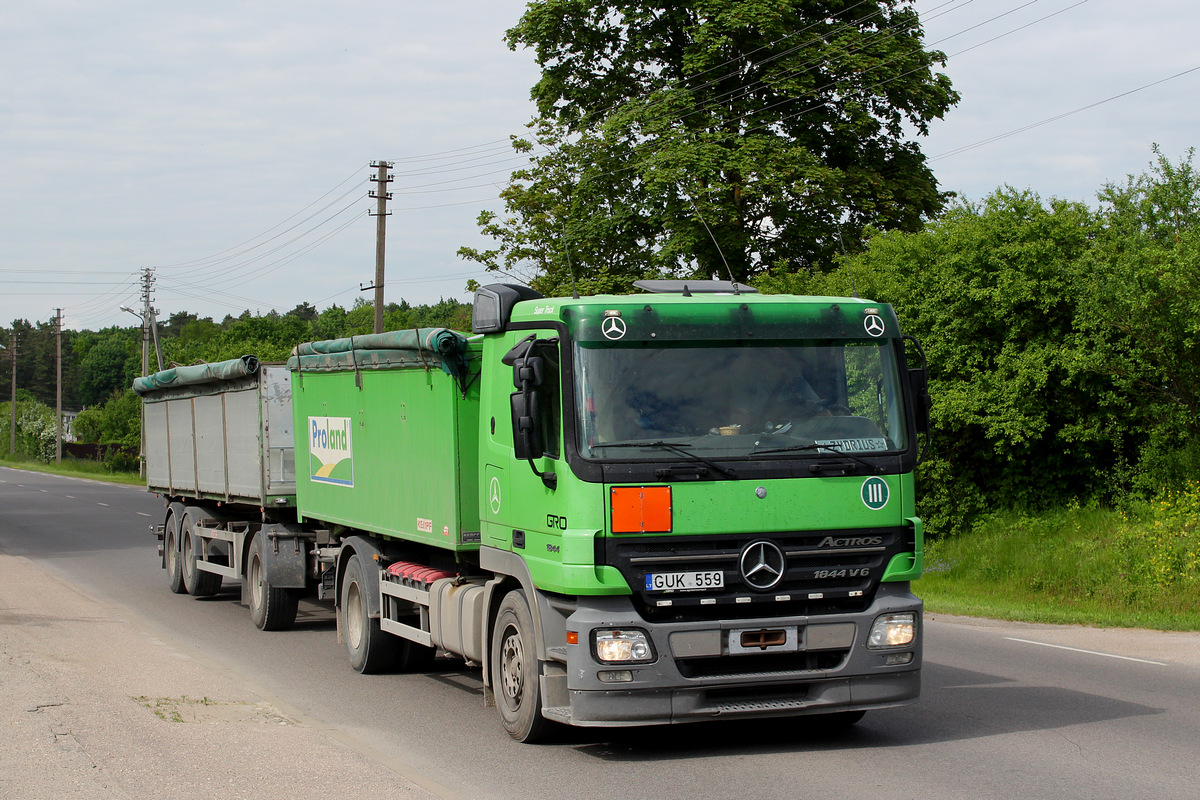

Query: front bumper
[544,583,921,727]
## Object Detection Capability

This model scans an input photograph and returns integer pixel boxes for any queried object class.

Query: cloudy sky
[2,0,1197,331]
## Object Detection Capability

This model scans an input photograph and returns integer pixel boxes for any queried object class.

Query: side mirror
[512,355,544,390]
[511,391,544,461]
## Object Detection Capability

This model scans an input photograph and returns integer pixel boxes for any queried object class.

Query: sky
[2,0,1197,332]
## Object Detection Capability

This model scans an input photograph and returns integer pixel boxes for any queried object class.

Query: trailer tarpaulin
[287,327,470,380]
[132,355,260,396]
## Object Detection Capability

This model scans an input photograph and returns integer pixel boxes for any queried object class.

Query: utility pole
[8,333,16,455]
[139,267,163,372]
[55,308,63,464]
[369,161,393,334]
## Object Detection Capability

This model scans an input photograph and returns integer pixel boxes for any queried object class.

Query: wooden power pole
[8,333,16,455]
[55,308,63,463]
[369,161,393,334]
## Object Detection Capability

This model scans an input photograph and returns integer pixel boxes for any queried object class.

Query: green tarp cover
[132,355,260,396]
[287,327,470,378]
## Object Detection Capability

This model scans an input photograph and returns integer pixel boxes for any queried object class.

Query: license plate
[645,570,724,592]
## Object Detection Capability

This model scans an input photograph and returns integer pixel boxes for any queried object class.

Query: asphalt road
[3,466,1198,800]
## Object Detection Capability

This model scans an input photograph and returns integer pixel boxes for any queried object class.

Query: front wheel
[491,590,549,743]
[247,535,299,631]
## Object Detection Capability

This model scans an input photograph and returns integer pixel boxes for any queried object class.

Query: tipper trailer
[138,281,931,741]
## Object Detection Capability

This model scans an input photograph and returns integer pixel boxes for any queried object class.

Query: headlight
[594,629,655,663]
[867,612,916,648]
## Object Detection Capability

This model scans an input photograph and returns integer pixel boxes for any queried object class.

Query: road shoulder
[0,553,439,800]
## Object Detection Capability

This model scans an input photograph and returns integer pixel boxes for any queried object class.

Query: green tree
[74,328,140,406]
[464,0,957,293]
[1081,146,1200,491]
[761,189,1102,534]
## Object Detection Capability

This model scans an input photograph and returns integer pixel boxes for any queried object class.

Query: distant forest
[0,297,470,412]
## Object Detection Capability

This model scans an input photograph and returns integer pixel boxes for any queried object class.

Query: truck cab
[472,281,928,738]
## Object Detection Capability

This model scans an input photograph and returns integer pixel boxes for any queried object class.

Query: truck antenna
[561,218,580,299]
[677,184,739,294]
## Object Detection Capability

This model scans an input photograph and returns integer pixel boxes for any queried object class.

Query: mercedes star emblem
[601,316,628,340]
[864,314,886,337]
[739,540,786,591]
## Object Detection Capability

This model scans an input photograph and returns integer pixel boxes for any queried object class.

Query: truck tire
[341,554,399,673]
[247,535,299,631]
[181,512,223,598]
[491,590,549,743]
[164,509,186,595]
[392,617,437,673]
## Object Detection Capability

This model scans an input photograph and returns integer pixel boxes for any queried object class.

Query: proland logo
[309,416,353,487]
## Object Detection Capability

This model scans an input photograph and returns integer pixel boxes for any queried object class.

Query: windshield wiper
[590,440,736,480]
[751,441,881,474]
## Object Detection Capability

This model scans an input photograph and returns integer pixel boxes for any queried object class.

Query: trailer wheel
[341,554,398,673]
[164,510,186,595]
[181,512,223,598]
[491,590,549,743]
[247,535,299,631]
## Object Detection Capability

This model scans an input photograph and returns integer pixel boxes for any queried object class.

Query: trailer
[140,282,930,741]
[136,356,310,629]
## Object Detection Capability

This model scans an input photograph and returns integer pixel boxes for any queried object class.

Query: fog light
[597,670,634,683]
[594,629,655,663]
[868,612,916,648]
[886,652,914,666]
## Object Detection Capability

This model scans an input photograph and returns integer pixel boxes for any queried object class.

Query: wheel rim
[182,530,194,579]
[346,581,364,649]
[249,554,263,611]
[499,624,525,708]
[166,530,178,573]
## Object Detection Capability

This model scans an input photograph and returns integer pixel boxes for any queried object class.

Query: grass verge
[919,487,1200,631]
[0,453,144,486]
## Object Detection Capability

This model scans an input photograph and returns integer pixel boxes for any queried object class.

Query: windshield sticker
[864,315,886,337]
[601,316,627,340]
[861,476,889,510]
[816,438,890,452]
[309,416,353,486]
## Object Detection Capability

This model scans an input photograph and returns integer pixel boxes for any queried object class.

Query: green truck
[137,280,930,741]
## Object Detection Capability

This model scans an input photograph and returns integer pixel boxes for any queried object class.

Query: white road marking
[1006,637,1167,666]
[97,502,109,507]
[137,512,152,517]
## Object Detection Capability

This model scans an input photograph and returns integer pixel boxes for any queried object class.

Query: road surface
[2,466,1197,800]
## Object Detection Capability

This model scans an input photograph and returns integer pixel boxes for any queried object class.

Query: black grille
[678,650,848,678]
[602,526,912,622]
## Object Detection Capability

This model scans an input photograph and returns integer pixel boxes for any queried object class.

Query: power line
[929,63,1200,161]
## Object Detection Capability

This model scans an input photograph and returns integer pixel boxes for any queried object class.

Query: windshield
[575,340,909,460]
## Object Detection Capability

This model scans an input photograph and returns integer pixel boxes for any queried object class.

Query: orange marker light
[566,631,579,645]
[610,486,672,533]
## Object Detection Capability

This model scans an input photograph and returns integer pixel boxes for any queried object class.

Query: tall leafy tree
[462,0,958,293]
[1080,146,1200,491]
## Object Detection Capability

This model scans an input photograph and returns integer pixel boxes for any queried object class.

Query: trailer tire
[164,510,186,595]
[491,590,549,743]
[181,513,223,598]
[341,554,399,674]
[247,535,299,631]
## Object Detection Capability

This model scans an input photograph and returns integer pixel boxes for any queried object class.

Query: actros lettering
[818,536,883,548]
